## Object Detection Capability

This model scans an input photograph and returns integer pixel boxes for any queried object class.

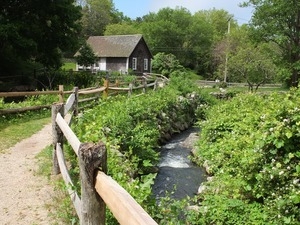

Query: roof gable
[87,34,144,57]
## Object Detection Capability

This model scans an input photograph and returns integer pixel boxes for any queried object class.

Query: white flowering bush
[193,89,300,224]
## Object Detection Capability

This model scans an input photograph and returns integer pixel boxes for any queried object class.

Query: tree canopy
[228,43,277,91]
[151,52,184,77]
[80,0,115,37]
[104,23,140,36]
[243,0,300,86]
[0,0,82,75]
[74,43,97,69]
[138,7,237,77]
[2,0,294,87]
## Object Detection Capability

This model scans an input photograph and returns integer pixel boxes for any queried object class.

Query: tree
[195,9,238,42]
[139,8,238,78]
[140,7,192,65]
[213,25,252,81]
[80,0,116,37]
[75,43,97,69]
[0,0,81,74]
[104,23,140,36]
[228,43,277,91]
[243,0,300,87]
[185,11,215,76]
[152,52,184,77]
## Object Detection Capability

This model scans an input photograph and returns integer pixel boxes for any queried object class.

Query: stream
[153,127,206,200]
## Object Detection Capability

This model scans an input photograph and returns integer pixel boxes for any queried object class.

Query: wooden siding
[106,58,127,73]
[129,38,152,75]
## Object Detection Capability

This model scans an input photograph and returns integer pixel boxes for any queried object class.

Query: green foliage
[195,9,238,43]
[188,194,269,225]
[72,75,212,223]
[140,7,192,62]
[0,94,57,110]
[139,7,239,78]
[104,23,140,35]
[36,146,79,224]
[194,90,300,224]
[152,52,184,77]
[74,42,97,68]
[75,90,180,166]
[0,110,50,153]
[243,0,300,86]
[36,70,98,90]
[169,71,199,95]
[80,0,115,36]
[0,95,52,153]
[218,81,228,88]
[0,0,81,73]
[228,43,277,91]
[61,62,76,71]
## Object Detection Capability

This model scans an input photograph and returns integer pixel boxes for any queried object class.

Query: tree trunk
[288,68,299,87]
[247,80,253,92]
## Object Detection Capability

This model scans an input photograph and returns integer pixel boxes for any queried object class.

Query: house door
[100,58,106,71]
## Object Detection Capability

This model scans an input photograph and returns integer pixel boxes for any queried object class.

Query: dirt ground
[0,123,56,225]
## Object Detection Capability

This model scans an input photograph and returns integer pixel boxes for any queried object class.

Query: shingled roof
[86,34,144,57]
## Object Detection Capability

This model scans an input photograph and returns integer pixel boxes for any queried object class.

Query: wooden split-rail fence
[51,74,168,224]
[0,73,169,115]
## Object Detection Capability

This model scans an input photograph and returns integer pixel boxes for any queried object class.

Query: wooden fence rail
[0,90,62,98]
[0,73,168,115]
[51,74,165,224]
[197,80,283,87]
[95,172,158,225]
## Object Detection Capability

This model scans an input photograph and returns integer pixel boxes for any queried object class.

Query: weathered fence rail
[197,80,283,87]
[51,74,166,224]
[0,73,168,115]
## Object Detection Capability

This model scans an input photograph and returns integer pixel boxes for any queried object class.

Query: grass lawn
[61,62,76,71]
[0,115,51,153]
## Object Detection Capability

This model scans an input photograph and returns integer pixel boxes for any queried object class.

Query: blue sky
[113,0,253,24]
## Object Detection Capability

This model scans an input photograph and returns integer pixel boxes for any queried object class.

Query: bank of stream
[153,127,206,200]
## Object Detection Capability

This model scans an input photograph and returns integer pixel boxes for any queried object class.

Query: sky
[113,0,253,24]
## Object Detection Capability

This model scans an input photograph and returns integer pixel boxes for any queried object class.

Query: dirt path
[0,123,56,225]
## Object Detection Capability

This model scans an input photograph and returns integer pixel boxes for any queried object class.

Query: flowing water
[153,127,206,200]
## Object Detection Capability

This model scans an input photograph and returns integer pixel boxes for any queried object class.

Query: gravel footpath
[0,123,56,225]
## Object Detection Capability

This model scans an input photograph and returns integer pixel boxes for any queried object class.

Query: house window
[144,59,148,71]
[132,57,137,70]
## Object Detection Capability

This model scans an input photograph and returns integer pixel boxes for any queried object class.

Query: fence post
[59,85,64,103]
[143,77,147,93]
[74,87,79,116]
[128,83,133,97]
[79,142,107,225]
[153,79,158,91]
[115,79,120,95]
[51,103,64,175]
[103,79,109,99]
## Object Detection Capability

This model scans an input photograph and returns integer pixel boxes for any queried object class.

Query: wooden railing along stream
[51,74,167,224]
[0,73,168,115]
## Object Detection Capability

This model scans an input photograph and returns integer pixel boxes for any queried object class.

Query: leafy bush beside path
[193,89,300,224]
[72,75,212,224]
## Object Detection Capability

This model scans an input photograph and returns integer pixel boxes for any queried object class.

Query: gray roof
[86,34,143,57]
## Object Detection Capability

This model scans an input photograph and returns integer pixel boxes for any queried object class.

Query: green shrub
[36,70,98,90]
[194,90,300,224]
[72,75,213,224]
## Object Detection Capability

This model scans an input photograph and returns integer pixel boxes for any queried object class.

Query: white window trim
[144,58,148,71]
[132,57,137,70]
